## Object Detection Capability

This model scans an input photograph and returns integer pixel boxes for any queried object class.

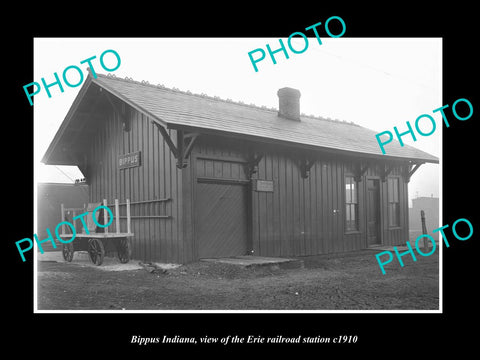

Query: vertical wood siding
[252,151,408,257]
[254,152,360,257]
[187,137,410,260]
[86,106,188,263]
[86,108,409,263]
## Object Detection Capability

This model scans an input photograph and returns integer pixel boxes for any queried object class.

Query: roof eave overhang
[41,74,439,167]
[41,76,92,165]
[41,74,169,166]
[91,76,168,127]
[166,123,439,165]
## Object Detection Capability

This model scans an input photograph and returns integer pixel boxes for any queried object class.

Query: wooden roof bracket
[176,130,199,169]
[381,162,394,182]
[183,133,199,161]
[405,162,424,183]
[300,158,315,179]
[354,162,369,182]
[245,152,264,179]
[151,121,199,169]
[152,121,178,157]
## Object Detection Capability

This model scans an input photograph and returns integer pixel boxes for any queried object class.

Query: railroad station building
[42,73,439,263]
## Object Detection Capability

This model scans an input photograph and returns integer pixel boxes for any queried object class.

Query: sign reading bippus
[118,151,141,169]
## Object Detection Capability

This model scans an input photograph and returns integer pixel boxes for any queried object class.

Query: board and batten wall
[85,104,409,264]
[247,149,408,257]
[85,105,191,263]
[188,136,409,260]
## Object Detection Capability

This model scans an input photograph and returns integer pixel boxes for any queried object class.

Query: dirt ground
[36,249,439,311]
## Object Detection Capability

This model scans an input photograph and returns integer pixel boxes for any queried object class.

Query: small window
[345,176,358,231]
[388,177,400,227]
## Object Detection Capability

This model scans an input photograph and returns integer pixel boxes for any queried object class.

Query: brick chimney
[277,87,301,121]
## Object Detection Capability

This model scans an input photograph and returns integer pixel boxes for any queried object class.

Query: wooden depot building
[42,73,439,264]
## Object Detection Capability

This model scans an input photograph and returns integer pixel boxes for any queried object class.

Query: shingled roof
[42,73,439,165]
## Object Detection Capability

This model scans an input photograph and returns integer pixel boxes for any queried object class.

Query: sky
[34,37,442,205]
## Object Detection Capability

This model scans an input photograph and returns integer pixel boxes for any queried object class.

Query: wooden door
[366,179,381,245]
[195,181,248,258]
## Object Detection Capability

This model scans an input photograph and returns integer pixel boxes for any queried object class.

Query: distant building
[37,182,88,251]
[409,196,439,241]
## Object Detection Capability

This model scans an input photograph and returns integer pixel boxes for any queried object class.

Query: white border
[33,37,443,314]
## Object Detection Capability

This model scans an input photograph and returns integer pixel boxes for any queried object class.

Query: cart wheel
[88,239,105,266]
[62,243,74,262]
[116,238,131,264]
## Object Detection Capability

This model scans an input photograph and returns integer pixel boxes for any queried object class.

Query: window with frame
[388,177,400,227]
[345,176,358,231]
